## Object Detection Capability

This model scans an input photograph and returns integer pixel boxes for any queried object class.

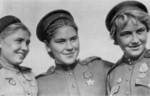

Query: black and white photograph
[0,0,150,96]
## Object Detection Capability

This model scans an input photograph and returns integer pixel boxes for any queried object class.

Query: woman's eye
[16,39,23,43]
[120,31,131,37]
[26,40,30,45]
[137,28,146,34]
[71,36,78,41]
[55,39,65,43]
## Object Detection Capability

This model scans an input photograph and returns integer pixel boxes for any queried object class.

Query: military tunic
[36,56,113,96]
[0,60,38,96]
[107,49,150,96]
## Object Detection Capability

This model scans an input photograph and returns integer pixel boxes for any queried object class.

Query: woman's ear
[44,40,51,52]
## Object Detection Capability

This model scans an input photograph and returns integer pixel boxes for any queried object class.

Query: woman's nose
[66,41,73,51]
[131,33,140,44]
[22,43,29,51]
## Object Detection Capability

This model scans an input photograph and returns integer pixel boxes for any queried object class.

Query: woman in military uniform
[106,1,150,96]
[0,15,38,96]
[36,9,113,96]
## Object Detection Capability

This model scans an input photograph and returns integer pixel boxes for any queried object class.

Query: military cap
[0,15,21,33]
[36,9,74,42]
[105,0,148,32]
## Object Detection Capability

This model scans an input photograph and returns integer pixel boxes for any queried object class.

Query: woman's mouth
[64,52,75,57]
[129,44,141,50]
[18,52,26,59]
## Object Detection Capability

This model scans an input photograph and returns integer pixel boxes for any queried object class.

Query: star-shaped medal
[86,79,95,86]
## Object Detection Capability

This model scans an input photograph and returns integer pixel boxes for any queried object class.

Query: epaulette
[46,65,55,74]
[79,56,101,65]
[20,66,32,72]
[36,72,48,79]
[36,65,55,79]
[144,49,150,58]
[103,60,114,68]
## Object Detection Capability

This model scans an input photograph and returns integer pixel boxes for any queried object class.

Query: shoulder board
[103,60,114,68]
[20,66,31,71]
[79,56,101,65]
[36,72,48,79]
[46,65,55,74]
[36,65,55,79]
[144,49,150,58]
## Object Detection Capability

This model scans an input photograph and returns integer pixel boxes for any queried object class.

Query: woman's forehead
[119,18,145,33]
[53,26,77,38]
[118,18,138,30]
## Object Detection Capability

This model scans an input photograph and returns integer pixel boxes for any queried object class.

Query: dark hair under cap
[36,9,74,42]
[0,15,21,33]
[105,0,148,32]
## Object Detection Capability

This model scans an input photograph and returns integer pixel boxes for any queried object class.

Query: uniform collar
[55,60,78,71]
[0,58,31,72]
[122,49,147,65]
[107,49,149,76]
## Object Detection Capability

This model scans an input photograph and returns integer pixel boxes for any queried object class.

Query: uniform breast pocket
[135,77,150,89]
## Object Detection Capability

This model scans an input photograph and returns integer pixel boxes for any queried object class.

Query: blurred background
[1,0,150,75]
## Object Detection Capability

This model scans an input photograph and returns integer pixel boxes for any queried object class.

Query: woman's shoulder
[79,56,114,68]
[36,65,55,80]
[79,56,101,65]
[0,66,8,77]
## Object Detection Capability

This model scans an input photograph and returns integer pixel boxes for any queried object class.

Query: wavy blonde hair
[110,10,150,45]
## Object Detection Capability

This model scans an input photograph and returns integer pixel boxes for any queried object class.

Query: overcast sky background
[1,0,150,75]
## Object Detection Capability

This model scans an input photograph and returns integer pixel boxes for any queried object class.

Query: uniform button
[26,91,31,96]
[127,59,132,65]
[126,92,130,96]
[72,83,76,88]
[129,67,132,71]
[129,62,132,65]
[69,72,72,76]
[116,78,122,84]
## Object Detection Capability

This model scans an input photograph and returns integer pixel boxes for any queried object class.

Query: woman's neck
[55,60,78,71]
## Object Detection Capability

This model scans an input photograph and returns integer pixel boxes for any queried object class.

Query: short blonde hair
[111,10,150,45]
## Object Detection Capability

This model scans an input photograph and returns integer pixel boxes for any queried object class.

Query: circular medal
[9,78,16,85]
[83,71,93,79]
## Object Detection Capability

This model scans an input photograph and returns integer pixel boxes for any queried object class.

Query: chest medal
[138,63,149,78]
[5,78,16,86]
[83,71,95,86]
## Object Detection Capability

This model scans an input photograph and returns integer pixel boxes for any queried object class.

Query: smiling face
[0,28,30,65]
[46,26,79,65]
[116,18,148,58]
